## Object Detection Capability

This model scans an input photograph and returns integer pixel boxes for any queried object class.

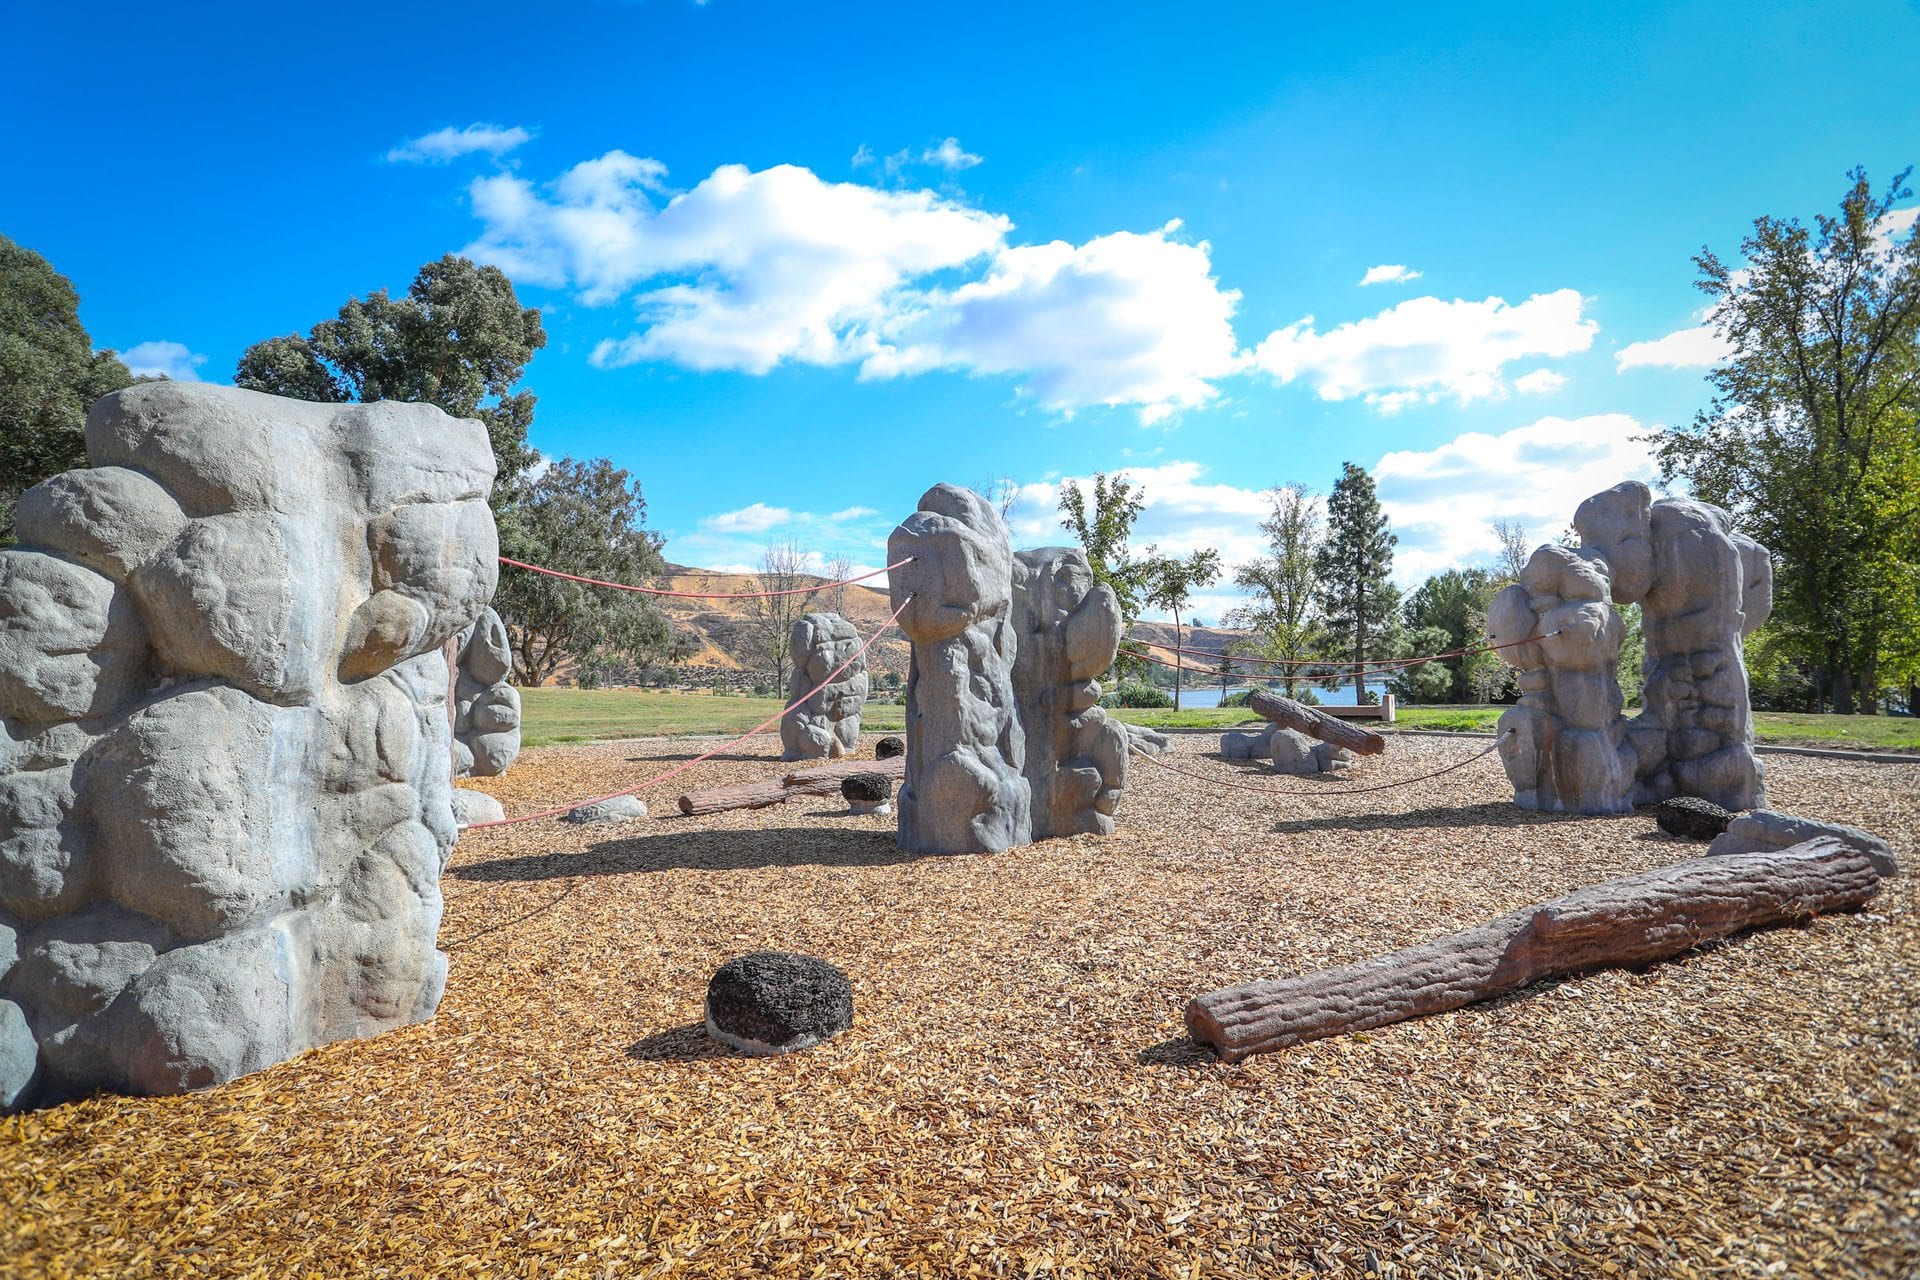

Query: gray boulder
[450,789,506,827]
[453,607,521,778]
[1268,728,1321,774]
[563,795,649,824]
[1707,809,1898,877]
[1122,722,1172,757]
[780,612,868,762]
[1221,729,1272,761]
[0,382,494,1111]
[704,951,854,1055]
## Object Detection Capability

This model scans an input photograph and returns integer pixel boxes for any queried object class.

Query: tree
[490,458,682,686]
[1387,625,1455,703]
[821,554,856,617]
[235,254,547,514]
[1,235,135,543]
[1140,547,1222,710]
[1491,519,1532,583]
[1400,568,1496,702]
[743,538,824,691]
[1651,167,1920,714]
[1226,483,1327,698]
[1315,462,1402,703]
[1058,473,1158,675]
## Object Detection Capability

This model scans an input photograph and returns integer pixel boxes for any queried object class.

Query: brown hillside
[651,563,910,681]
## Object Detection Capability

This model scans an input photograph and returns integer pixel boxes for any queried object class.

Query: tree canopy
[1225,483,1326,698]
[235,254,546,512]
[0,234,134,542]
[1652,166,1920,713]
[1315,462,1401,702]
[489,458,684,686]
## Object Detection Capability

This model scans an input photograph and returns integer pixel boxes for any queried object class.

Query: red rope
[1128,730,1511,797]
[498,555,913,600]
[1124,631,1554,670]
[463,594,913,829]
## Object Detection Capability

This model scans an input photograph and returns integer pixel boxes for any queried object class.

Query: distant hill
[648,562,909,684]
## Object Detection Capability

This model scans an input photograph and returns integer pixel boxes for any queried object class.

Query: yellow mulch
[3,734,1915,1279]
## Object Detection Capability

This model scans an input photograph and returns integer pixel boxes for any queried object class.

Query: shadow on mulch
[1269,802,1623,835]
[450,828,920,882]
[1136,1036,1221,1068]
[627,1022,738,1062]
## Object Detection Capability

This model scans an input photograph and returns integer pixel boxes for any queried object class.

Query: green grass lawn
[520,688,1920,753]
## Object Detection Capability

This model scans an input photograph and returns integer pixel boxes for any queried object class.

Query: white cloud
[922,137,983,171]
[1372,413,1659,585]
[1358,263,1421,287]
[1514,368,1566,395]
[1246,289,1597,411]
[700,502,792,533]
[119,340,207,381]
[387,123,534,164]
[1615,324,1730,370]
[864,222,1243,423]
[829,505,880,520]
[469,153,1242,420]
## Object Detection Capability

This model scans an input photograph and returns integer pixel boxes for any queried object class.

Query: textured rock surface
[563,795,649,824]
[1492,481,1774,815]
[1122,723,1172,757]
[704,951,854,1055]
[841,772,893,815]
[888,486,1031,854]
[453,608,520,778]
[1010,548,1128,838]
[1186,838,1889,1062]
[780,613,869,762]
[450,790,506,828]
[1657,796,1734,841]
[874,735,905,760]
[1707,809,1898,876]
[0,382,494,1110]
[1221,728,1272,761]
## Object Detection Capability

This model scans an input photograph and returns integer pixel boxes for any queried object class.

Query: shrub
[1102,680,1174,709]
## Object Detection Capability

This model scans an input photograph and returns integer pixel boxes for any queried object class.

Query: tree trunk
[677,756,906,816]
[1185,838,1889,1062]
[1172,607,1183,712]
[1833,664,1855,715]
[1248,689,1386,755]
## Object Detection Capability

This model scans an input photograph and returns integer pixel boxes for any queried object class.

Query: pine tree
[1314,462,1401,702]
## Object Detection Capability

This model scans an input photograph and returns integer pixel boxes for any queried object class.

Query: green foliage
[1100,679,1174,709]
[0,234,134,542]
[235,254,546,512]
[1399,567,1497,702]
[1058,473,1220,689]
[489,458,686,686]
[1227,483,1327,698]
[1314,462,1402,700]
[1651,167,1920,714]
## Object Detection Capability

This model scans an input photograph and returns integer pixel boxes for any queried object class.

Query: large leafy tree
[1652,167,1920,714]
[235,254,546,513]
[1314,461,1401,702]
[0,235,135,542]
[1225,483,1326,698]
[489,458,684,686]
[1397,568,1495,703]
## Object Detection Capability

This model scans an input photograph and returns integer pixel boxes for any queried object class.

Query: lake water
[1166,681,1389,708]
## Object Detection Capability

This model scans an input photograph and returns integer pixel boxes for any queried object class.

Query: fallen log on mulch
[677,755,906,816]
[1184,837,1895,1062]
[1248,689,1385,756]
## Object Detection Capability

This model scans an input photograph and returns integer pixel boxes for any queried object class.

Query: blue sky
[6,0,1917,623]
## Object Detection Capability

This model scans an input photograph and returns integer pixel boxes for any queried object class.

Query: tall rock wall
[888,485,1031,855]
[780,612,868,762]
[1490,480,1773,816]
[453,607,521,778]
[1011,548,1128,838]
[0,382,496,1110]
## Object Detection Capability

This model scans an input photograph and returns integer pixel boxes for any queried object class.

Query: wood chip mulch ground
[3,733,1915,1278]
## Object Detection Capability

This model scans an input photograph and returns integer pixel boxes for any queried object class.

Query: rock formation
[1221,726,1353,774]
[1490,481,1773,815]
[780,612,868,762]
[704,951,855,1056]
[1010,548,1128,838]
[0,382,496,1110]
[887,485,1031,855]
[452,607,520,777]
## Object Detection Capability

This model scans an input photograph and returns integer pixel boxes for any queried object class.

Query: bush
[1219,690,1253,708]
[1101,680,1174,709]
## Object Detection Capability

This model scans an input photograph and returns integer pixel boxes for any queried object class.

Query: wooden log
[1247,689,1387,755]
[676,756,907,816]
[780,756,906,789]
[1184,838,1892,1062]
